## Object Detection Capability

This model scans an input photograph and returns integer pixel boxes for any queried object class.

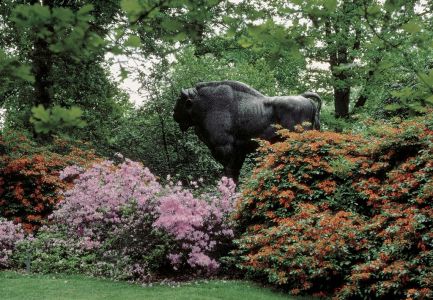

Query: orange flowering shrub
[0,131,99,232]
[233,118,433,299]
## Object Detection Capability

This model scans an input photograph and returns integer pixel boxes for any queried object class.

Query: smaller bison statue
[173,80,322,182]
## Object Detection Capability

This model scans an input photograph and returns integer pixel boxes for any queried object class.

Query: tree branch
[362,0,433,93]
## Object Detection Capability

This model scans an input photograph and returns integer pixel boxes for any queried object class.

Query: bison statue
[173,80,322,182]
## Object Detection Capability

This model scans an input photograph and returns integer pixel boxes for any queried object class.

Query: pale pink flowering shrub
[19,159,237,280]
[58,165,83,180]
[154,176,237,272]
[53,159,161,244]
[0,219,25,268]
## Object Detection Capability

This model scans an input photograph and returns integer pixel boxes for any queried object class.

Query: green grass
[0,271,316,300]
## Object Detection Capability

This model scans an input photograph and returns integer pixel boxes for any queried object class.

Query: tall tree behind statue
[232,0,433,122]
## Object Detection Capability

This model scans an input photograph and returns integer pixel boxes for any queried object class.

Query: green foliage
[11,3,105,60]
[231,0,433,122]
[329,156,356,179]
[0,0,231,158]
[124,35,142,48]
[0,0,128,147]
[13,232,98,275]
[121,0,150,22]
[12,214,172,279]
[120,0,226,47]
[0,50,34,97]
[387,71,433,115]
[30,105,86,135]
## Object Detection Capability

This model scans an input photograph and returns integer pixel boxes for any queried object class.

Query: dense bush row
[2,118,432,298]
[0,131,98,232]
[4,159,236,281]
[233,118,433,299]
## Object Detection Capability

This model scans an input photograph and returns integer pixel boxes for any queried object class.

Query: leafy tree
[0,0,228,153]
[0,0,124,142]
[232,0,433,120]
[359,0,433,116]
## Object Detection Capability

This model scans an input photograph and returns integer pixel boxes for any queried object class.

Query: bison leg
[225,156,247,184]
[224,165,241,184]
[212,144,245,184]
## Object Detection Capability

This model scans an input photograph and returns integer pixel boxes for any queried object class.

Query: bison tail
[301,92,322,130]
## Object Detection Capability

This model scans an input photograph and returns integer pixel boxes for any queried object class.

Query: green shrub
[232,117,433,299]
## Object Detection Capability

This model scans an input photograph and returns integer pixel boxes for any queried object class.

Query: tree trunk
[334,84,351,118]
[156,107,172,172]
[331,55,351,118]
[30,0,55,108]
[325,17,352,119]
[29,0,55,140]
[31,36,53,108]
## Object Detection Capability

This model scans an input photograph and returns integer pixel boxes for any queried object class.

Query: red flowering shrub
[233,118,433,299]
[0,131,99,232]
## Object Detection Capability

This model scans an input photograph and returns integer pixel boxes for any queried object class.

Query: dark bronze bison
[173,80,322,182]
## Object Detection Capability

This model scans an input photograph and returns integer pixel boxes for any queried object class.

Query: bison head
[173,88,197,132]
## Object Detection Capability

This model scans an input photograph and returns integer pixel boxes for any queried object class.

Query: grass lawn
[0,271,316,300]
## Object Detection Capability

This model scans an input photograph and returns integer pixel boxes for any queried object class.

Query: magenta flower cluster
[0,218,25,268]
[50,159,237,276]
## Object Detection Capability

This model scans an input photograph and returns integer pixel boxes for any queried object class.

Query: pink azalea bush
[155,176,236,272]
[0,219,25,268]
[54,160,161,246]
[15,159,237,280]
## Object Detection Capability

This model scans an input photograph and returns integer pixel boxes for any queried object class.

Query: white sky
[108,53,147,107]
